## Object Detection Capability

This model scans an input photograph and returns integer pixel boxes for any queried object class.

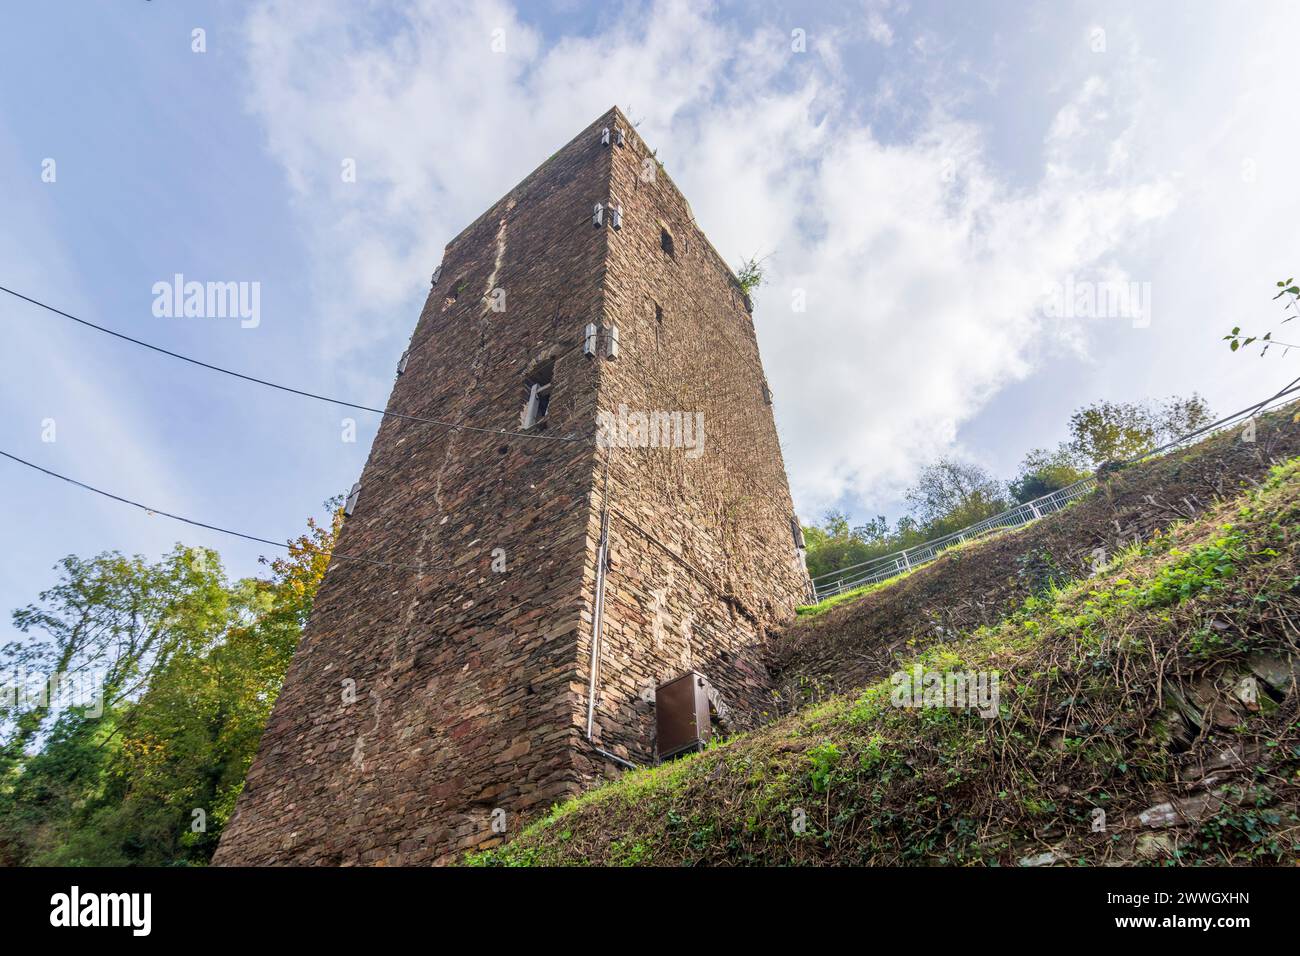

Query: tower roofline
[443,106,752,310]
[443,107,621,252]
[605,107,753,307]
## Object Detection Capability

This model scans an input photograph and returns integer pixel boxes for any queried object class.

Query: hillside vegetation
[474,456,1300,866]
[802,394,1213,583]
[772,406,1300,711]
[0,509,339,866]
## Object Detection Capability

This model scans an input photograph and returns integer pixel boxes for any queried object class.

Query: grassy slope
[475,460,1300,866]
[771,407,1300,712]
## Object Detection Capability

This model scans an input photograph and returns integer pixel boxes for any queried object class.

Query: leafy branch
[1225,277,1300,356]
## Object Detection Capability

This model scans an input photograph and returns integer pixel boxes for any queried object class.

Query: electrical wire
[1117,376,1300,465]
[0,448,436,574]
[10,285,1300,600]
[0,447,622,632]
[0,284,583,444]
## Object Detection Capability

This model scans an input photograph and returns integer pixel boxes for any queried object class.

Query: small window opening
[443,281,462,311]
[655,304,663,324]
[660,227,675,257]
[521,362,554,430]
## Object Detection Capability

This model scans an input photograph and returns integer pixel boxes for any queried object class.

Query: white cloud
[240,0,1297,523]
[866,12,894,47]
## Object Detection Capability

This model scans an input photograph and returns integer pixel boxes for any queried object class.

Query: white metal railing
[808,384,1300,603]
[810,477,1096,600]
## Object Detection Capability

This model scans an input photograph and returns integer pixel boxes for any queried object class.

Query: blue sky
[2,0,1297,630]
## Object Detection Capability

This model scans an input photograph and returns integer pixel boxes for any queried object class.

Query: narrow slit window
[660,227,675,257]
[521,363,554,430]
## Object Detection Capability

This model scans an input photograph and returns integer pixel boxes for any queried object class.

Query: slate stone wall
[215,108,806,866]
[578,116,809,772]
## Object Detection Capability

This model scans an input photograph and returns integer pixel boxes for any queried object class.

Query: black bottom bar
[0,865,1282,941]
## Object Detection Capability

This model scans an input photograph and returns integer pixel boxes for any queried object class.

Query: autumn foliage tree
[0,501,342,866]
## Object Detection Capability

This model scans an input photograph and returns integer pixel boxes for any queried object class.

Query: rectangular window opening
[521,362,555,430]
[660,227,675,257]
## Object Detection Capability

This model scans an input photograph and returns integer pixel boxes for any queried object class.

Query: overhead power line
[1115,373,1300,466]
[0,284,583,444]
[10,377,1300,596]
[9,285,1300,598]
[0,448,433,574]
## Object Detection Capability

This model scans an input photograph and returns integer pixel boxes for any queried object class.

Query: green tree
[1,547,229,772]
[0,502,341,866]
[1155,393,1215,442]
[0,545,230,865]
[802,510,914,582]
[1067,400,1158,465]
[903,459,1009,531]
[1009,446,1090,503]
[802,510,863,580]
[1066,393,1212,467]
[805,393,1214,590]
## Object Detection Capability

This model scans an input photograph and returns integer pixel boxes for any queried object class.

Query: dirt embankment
[769,407,1300,711]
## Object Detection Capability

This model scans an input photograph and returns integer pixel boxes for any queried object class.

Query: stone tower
[214,108,809,866]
